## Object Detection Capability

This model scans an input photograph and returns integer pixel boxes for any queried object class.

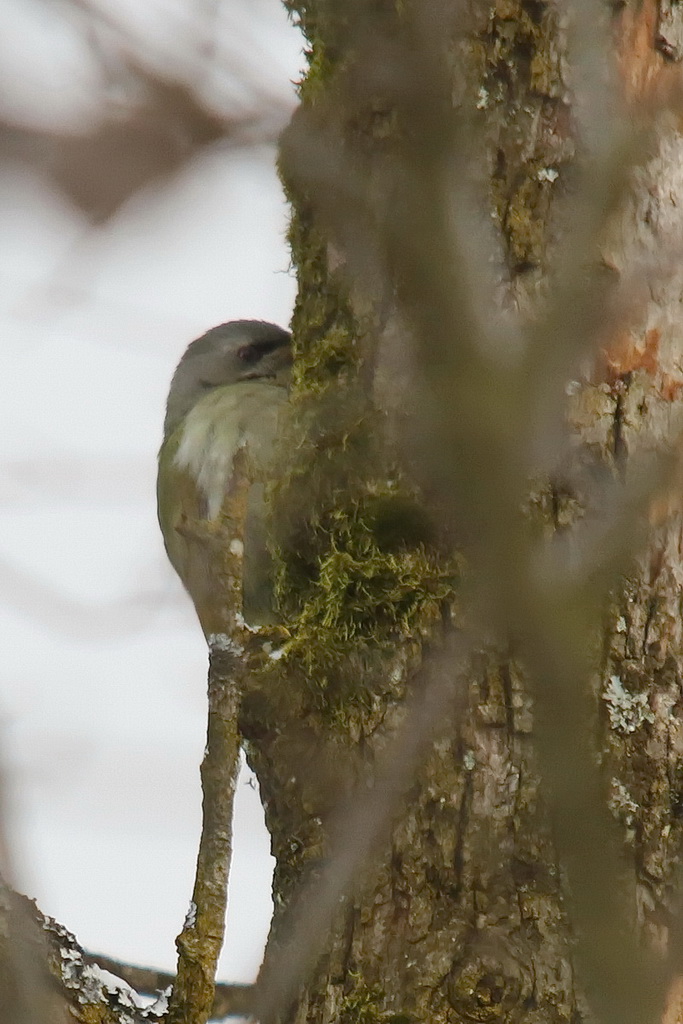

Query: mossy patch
[341,975,414,1024]
[275,0,459,711]
[473,0,565,273]
[270,392,458,706]
[278,160,358,388]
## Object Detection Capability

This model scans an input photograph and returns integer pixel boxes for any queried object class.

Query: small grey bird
[157,320,292,636]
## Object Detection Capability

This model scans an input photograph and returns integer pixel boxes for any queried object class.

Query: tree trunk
[243,2,683,1023]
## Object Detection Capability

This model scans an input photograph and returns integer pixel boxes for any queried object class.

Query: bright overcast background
[0,0,302,983]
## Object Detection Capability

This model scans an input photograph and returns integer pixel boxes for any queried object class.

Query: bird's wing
[157,380,288,632]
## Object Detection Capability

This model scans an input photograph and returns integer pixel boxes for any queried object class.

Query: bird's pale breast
[172,379,288,520]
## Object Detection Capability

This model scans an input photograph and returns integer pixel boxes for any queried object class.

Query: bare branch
[165,641,242,1024]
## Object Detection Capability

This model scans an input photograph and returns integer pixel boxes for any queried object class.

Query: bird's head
[163,320,292,439]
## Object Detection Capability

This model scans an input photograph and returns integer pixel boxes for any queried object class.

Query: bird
[157,320,292,638]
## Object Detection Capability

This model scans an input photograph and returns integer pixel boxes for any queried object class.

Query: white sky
[0,0,303,984]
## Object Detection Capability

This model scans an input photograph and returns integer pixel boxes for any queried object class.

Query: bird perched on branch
[157,320,292,637]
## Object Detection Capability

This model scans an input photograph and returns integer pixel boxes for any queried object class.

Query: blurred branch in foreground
[0,0,298,221]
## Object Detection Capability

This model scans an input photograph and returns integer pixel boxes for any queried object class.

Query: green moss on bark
[340,976,412,1024]
[270,393,458,706]
[471,0,567,272]
[274,0,459,711]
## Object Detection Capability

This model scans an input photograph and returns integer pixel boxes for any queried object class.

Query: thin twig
[165,641,243,1024]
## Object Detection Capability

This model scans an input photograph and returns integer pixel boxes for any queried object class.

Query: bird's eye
[236,343,262,364]
[199,380,214,389]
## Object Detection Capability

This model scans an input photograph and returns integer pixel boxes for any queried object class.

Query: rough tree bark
[240,2,683,1023]
[4,3,683,1023]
